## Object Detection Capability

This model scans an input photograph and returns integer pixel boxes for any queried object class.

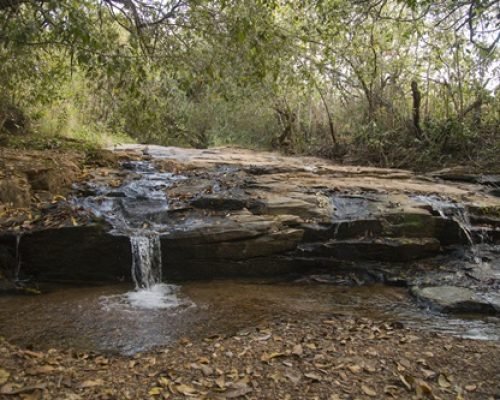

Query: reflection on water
[0,281,498,355]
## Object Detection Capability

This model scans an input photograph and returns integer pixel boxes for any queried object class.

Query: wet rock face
[4,145,500,291]
[19,226,131,282]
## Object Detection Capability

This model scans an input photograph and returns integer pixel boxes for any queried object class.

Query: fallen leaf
[361,384,377,397]
[421,368,436,379]
[292,344,303,356]
[304,372,322,382]
[78,379,104,388]
[261,352,285,362]
[438,374,451,388]
[347,364,361,373]
[284,370,301,384]
[176,384,197,395]
[0,369,9,385]
[399,374,414,391]
[148,387,162,396]
[26,365,56,375]
[415,379,433,398]
[465,384,477,392]
[215,376,225,389]
[0,383,46,395]
[224,387,252,398]
[158,377,170,387]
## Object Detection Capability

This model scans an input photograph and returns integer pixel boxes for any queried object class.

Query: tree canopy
[1,0,498,169]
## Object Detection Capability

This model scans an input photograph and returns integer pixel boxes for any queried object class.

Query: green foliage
[0,0,498,170]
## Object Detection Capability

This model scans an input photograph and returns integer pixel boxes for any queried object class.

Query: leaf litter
[0,313,498,399]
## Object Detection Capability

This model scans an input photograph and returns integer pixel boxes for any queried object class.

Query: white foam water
[100,283,191,311]
[126,283,181,310]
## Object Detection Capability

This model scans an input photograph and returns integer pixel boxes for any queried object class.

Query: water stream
[130,235,162,289]
[0,281,498,355]
[77,161,186,308]
[1,165,499,354]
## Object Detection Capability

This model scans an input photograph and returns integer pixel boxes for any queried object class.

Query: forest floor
[0,313,499,400]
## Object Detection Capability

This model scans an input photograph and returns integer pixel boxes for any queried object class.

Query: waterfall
[413,195,482,263]
[78,160,190,310]
[130,235,162,289]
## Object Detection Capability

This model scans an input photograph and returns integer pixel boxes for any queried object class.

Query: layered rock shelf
[1,145,499,313]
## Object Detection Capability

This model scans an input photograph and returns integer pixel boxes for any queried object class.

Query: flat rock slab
[411,285,499,314]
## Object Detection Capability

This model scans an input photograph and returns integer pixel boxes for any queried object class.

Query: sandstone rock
[411,285,499,314]
[163,228,303,261]
[299,237,441,262]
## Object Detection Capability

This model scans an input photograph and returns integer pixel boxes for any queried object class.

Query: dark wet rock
[19,226,131,282]
[489,188,500,197]
[411,285,499,314]
[480,175,500,186]
[163,228,303,262]
[0,235,17,284]
[299,237,441,262]
[163,255,309,280]
[190,195,248,211]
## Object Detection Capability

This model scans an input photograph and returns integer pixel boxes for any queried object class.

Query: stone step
[298,237,441,262]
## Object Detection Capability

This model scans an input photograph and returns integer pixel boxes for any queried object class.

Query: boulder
[411,285,499,314]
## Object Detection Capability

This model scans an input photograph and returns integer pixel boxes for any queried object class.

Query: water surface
[0,281,498,355]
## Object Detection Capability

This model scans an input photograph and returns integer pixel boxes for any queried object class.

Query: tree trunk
[411,80,422,139]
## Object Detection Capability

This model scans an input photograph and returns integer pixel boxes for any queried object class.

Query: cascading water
[130,235,162,289]
[76,160,188,309]
[412,195,485,264]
